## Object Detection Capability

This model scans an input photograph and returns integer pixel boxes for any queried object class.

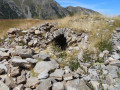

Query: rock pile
[0,23,90,90]
[6,23,87,50]
[0,22,120,90]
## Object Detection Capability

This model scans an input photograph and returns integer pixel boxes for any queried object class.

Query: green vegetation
[117,72,120,78]
[83,51,93,62]
[69,57,80,71]
[85,81,95,90]
[18,40,26,46]
[96,39,113,52]
[56,51,67,59]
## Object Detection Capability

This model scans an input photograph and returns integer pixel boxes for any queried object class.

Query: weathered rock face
[0,0,100,19]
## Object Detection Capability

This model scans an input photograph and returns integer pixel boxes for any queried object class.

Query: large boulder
[34,60,59,74]
[15,49,34,58]
[65,79,90,90]
[11,58,35,69]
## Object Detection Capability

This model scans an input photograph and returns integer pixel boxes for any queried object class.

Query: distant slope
[66,6,100,15]
[0,0,100,19]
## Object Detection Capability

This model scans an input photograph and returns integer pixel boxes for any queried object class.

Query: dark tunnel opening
[54,34,67,50]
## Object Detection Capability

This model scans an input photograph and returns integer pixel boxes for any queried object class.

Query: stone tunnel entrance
[54,34,67,50]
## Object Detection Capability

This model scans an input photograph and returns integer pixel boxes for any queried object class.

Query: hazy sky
[56,0,120,15]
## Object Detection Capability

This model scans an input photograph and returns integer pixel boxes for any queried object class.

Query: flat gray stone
[106,65,118,78]
[36,79,52,90]
[63,73,73,81]
[11,67,20,77]
[13,84,24,90]
[110,60,120,67]
[52,82,64,90]
[50,69,64,80]
[0,81,9,90]
[12,58,32,69]
[38,70,49,79]
[17,70,26,84]
[26,58,37,64]
[26,77,40,89]
[111,52,120,60]
[65,79,90,90]
[5,77,16,88]
[34,60,59,74]
[38,54,50,60]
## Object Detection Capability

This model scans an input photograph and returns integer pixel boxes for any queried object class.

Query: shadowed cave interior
[54,34,67,50]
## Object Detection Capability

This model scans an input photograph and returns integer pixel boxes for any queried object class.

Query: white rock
[38,70,49,79]
[50,69,64,80]
[35,30,41,35]
[26,58,37,64]
[0,81,9,90]
[13,84,24,90]
[36,79,52,90]
[34,60,59,78]
[26,77,40,88]
[110,60,120,67]
[64,66,71,74]
[52,82,64,90]
[63,73,73,81]
[111,52,120,60]
[65,79,89,90]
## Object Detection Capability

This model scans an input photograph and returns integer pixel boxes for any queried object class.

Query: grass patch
[85,81,95,90]
[0,35,8,42]
[96,39,113,52]
[69,56,80,71]
[56,51,67,59]
[83,51,93,62]
[0,19,54,37]
[57,14,118,53]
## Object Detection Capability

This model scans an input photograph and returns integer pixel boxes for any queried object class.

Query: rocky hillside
[66,6,99,15]
[0,21,120,89]
[0,0,100,19]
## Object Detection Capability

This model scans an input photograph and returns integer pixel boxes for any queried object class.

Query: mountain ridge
[0,0,100,19]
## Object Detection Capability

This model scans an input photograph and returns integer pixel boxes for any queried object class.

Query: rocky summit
[0,0,100,19]
[0,22,120,90]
